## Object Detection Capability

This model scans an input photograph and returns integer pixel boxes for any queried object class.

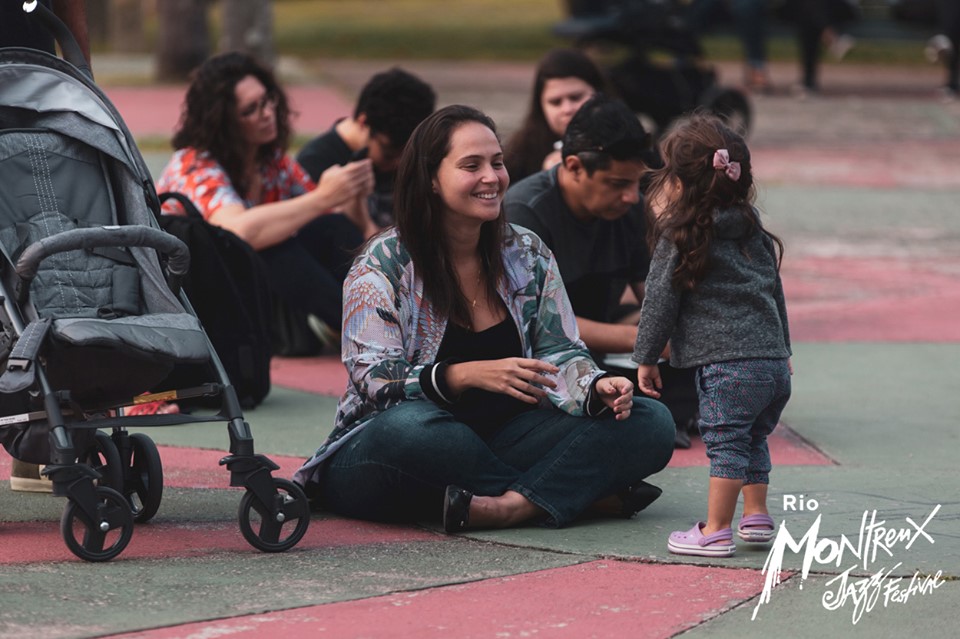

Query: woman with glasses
[157,52,375,339]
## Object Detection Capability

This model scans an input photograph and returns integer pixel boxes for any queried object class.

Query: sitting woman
[156,52,375,340]
[504,48,606,183]
[294,105,675,531]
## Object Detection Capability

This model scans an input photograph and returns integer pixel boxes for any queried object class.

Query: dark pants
[937,0,960,91]
[688,0,769,69]
[258,213,362,329]
[318,397,675,527]
[786,0,858,89]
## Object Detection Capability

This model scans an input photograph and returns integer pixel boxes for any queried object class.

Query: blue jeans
[696,358,791,484]
[318,397,675,527]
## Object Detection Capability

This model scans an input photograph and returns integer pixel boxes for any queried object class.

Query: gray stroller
[0,4,309,561]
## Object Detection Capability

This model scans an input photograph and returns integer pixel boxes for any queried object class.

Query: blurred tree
[110,0,144,52]
[221,0,275,68]
[156,0,211,81]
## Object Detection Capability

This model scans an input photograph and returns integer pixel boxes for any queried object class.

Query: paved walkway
[1,54,959,639]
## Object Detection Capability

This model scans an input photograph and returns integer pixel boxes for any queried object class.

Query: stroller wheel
[61,486,135,562]
[238,477,310,553]
[699,87,752,138]
[79,431,123,491]
[123,433,164,523]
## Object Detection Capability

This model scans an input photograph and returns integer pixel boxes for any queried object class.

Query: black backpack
[156,192,272,408]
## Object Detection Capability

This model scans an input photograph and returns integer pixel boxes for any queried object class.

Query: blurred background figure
[504,48,607,183]
[928,0,960,97]
[686,0,774,93]
[297,67,436,230]
[778,0,861,95]
[156,52,374,351]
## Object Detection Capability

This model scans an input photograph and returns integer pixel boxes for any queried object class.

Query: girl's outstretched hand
[636,364,662,398]
[595,376,634,421]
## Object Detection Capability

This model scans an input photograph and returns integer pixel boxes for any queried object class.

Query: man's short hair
[355,68,437,150]
[562,94,654,174]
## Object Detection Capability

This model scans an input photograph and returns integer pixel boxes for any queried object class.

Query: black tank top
[436,315,534,440]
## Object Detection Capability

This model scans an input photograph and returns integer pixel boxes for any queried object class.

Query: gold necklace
[471,270,482,309]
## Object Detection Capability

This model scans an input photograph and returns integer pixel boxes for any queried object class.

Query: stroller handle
[22,0,93,80]
[15,226,190,301]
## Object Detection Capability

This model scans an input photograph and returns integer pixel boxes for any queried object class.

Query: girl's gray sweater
[632,208,791,369]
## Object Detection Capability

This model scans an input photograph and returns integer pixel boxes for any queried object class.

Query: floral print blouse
[155,147,315,217]
[294,224,606,487]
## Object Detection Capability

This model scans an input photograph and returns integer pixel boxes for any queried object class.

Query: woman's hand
[595,376,634,421]
[342,193,379,239]
[313,159,374,212]
[447,358,559,404]
[636,364,662,399]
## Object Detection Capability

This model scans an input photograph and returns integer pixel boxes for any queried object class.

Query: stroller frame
[0,4,309,561]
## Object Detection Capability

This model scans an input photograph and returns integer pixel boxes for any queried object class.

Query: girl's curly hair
[171,52,292,198]
[646,112,782,291]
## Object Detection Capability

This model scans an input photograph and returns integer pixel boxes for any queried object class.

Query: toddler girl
[632,113,792,557]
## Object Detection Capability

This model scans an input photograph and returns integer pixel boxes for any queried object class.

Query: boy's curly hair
[172,52,292,198]
[355,68,436,150]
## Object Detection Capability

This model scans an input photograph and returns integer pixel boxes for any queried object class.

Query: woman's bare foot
[469,490,544,528]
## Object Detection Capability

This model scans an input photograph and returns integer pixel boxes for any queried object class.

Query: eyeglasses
[238,93,278,120]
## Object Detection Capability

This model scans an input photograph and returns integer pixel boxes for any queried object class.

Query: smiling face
[432,121,509,227]
[540,77,596,138]
[234,74,278,150]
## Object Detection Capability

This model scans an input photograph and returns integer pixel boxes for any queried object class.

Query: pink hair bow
[713,149,741,182]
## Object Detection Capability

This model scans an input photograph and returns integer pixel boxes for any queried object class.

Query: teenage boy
[297,67,436,229]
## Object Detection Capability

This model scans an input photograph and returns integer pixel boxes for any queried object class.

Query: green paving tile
[132,386,339,458]
[686,576,959,638]
[0,539,584,638]
[455,465,960,576]
[785,343,960,470]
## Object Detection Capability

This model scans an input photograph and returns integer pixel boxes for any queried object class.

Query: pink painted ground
[753,142,960,190]
[103,86,353,138]
[104,560,767,639]
[0,517,440,565]
[784,256,960,342]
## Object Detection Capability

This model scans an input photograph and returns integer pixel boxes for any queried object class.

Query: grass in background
[124,0,935,67]
[271,0,565,60]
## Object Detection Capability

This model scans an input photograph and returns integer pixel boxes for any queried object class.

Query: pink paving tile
[782,256,960,342]
[753,141,960,190]
[103,86,353,139]
[271,354,348,396]
[104,560,766,639]
[669,424,832,467]
[0,517,440,565]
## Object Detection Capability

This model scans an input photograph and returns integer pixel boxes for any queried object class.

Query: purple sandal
[737,513,776,543]
[667,522,736,557]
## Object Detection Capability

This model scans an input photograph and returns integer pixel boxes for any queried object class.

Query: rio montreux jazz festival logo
[751,495,945,624]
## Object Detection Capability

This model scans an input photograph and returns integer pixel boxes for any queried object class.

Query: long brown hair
[394,105,508,328]
[504,48,607,182]
[172,52,292,198]
[647,112,783,291]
